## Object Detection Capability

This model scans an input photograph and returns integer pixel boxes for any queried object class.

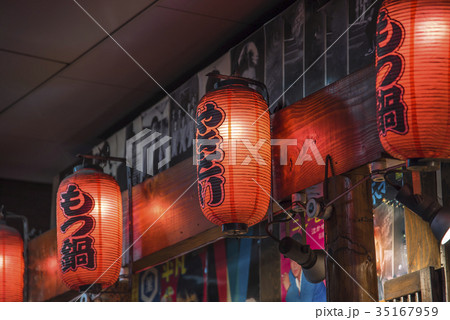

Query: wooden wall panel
[129,157,222,271]
[272,66,384,200]
[28,229,73,301]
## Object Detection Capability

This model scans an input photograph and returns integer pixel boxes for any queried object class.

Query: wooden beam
[384,269,421,301]
[133,227,223,272]
[258,221,281,301]
[404,171,441,273]
[272,66,383,201]
[325,166,378,302]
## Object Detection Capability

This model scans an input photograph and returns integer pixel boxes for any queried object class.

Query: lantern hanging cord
[206,72,269,106]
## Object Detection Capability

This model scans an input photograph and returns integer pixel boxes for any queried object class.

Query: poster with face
[305,0,326,96]
[264,15,284,114]
[169,75,199,166]
[283,0,305,106]
[348,0,382,73]
[280,183,326,302]
[231,28,265,83]
[198,53,231,99]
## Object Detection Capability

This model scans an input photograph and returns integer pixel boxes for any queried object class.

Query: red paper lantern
[0,222,24,302]
[376,0,450,160]
[196,78,271,234]
[56,165,122,291]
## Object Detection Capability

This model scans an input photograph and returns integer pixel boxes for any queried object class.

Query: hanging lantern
[376,0,450,161]
[196,75,271,235]
[56,165,122,292]
[0,222,24,302]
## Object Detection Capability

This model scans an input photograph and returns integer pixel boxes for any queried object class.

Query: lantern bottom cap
[407,158,440,172]
[222,223,248,235]
[78,283,102,294]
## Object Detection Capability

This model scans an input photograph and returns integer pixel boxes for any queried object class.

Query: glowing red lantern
[376,0,450,160]
[56,165,122,291]
[196,77,271,234]
[0,222,24,301]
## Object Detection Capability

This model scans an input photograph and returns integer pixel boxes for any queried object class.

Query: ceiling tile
[0,77,141,144]
[157,0,287,24]
[0,0,154,63]
[0,50,65,112]
[58,38,153,92]
[58,5,246,93]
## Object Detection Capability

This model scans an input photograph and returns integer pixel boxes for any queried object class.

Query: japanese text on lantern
[59,184,97,273]
[376,8,409,136]
[196,101,226,208]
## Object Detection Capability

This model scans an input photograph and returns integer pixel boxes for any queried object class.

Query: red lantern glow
[376,0,450,160]
[56,166,122,291]
[0,223,24,302]
[196,79,271,234]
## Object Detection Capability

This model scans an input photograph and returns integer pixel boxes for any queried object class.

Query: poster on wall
[160,251,207,302]
[169,75,199,166]
[138,268,160,302]
[280,216,326,302]
[141,97,171,177]
[325,0,348,85]
[348,0,382,73]
[305,0,326,96]
[264,15,284,114]
[372,174,408,300]
[134,236,262,302]
[280,183,327,302]
[231,28,265,83]
[283,0,304,106]
[198,53,231,99]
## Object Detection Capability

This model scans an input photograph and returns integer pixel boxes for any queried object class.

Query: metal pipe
[76,154,126,163]
[126,166,134,288]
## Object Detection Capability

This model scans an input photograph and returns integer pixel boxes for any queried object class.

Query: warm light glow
[376,0,450,160]
[0,224,24,302]
[56,167,122,291]
[195,82,271,232]
[442,228,450,245]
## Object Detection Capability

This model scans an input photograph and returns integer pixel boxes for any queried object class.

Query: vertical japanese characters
[56,167,122,291]
[376,8,408,137]
[59,184,97,273]
[376,0,450,160]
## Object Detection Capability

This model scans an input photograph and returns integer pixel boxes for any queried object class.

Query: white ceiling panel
[0,50,65,112]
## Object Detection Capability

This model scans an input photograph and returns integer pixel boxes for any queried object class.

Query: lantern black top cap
[73,164,103,173]
[206,72,269,105]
